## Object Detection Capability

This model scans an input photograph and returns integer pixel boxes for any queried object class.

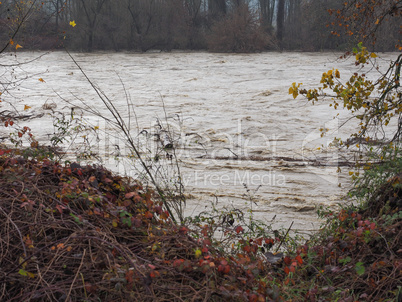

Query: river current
[1,51,397,232]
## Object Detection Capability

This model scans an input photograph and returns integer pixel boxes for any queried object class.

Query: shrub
[207,5,274,53]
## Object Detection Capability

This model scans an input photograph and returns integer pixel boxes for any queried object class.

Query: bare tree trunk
[259,0,275,31]
[79,0,107,52]
[208,0,226,18]
[276,0,285,48]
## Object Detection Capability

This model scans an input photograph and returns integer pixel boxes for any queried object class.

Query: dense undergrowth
[0,145,400,302]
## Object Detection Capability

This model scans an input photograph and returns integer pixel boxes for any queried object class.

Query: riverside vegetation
[0,108,400,301]
[0,0,401,301]
[0,48,401,301]
[0,121,400,301]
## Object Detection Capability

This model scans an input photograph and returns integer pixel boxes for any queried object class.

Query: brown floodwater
[1,51,398,232]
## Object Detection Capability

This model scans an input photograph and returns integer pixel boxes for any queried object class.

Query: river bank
[0,149,400,301]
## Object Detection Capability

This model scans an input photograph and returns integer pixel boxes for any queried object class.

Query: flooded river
[1,51,397,232]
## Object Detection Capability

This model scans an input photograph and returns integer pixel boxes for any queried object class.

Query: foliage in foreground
[0,149,278,301]
[0,148,400,301]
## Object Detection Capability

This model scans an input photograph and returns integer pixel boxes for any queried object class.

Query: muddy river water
[1,51,397,232]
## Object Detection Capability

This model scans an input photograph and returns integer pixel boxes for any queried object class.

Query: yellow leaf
[112,220,118,228]
[370,52,377,58]
[38,78,45,82]
[94,126,99,130]
[15,44,22,50]
[9,39,14,45]
[375,19,379,25]
[69,20,76,27]
[194,249,202,259]
[289,82,300,99]
[24,105,31,111]
[19,256,27,269]
[18,269,35,278]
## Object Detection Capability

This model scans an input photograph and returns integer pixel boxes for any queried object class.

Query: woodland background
[0,0,400,53]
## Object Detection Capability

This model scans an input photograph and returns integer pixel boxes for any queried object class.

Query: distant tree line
[0,0,399,52]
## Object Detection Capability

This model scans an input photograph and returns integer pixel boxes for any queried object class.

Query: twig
[64,49,177,223]
[0,205,27,257]
[66,248,86,301]
[275,221,294,253]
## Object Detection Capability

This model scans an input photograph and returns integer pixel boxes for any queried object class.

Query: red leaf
[289,265,296,273]
[296,255,303,265]
[179,226,188,235]
[154,206,162,214]
[84,282,97,294]
[284,266,290,275]
[106,192,116,202]
[144,211,153,219]
[243,245,251,253]
[203,239,211,246]
[134,195,143,203]
[264,238,274,245]
[125,270,134,283]
[224,265,230,274]
[132,217,142,227]
[173,259,184,267]
[284,256,292,265]
[235,225,244,234]
[125,192,137,199]
[249,293,258,302]
[56,204,66,214]
[218,264,225,273]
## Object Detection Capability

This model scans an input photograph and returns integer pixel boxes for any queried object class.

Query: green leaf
[18,269,35,278]
[19,269,28,277]
[339,256,351,265]
[355,262,365,276]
